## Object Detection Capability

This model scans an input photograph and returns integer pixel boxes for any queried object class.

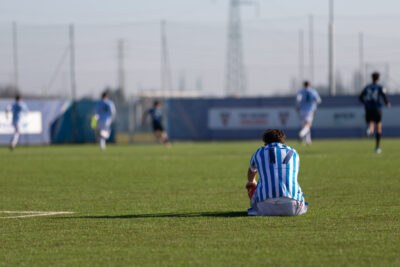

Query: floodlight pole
[69,24,78,143]
[298,29,305,83]
[358,32,364,87]
[12,21,19,93]
[328,0,336,96]
[309,14,314,83]
[69,24,77,100]
[161,20,173,97]
[118,39,126,100]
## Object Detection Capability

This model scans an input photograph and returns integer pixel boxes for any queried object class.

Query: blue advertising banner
[166,95,400,140]
[0,99,68,145]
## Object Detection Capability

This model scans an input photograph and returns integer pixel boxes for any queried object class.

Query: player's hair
[372,72,380,82]
[263,129,286,145]
[102,92,108,99]
[153,100,160,107]
[15,95,21,101]
[303,81,310,88]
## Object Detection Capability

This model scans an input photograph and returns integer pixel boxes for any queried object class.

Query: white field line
[0,211,75,218]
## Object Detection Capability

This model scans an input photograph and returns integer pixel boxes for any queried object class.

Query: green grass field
[1,139,400,266]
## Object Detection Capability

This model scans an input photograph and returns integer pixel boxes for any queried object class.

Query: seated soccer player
[246,129,308,216]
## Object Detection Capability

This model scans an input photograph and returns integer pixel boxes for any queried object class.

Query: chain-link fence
[1,16,400,100]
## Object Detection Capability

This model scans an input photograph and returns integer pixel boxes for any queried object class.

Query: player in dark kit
[359,72,391,153]
[143,101,171,148]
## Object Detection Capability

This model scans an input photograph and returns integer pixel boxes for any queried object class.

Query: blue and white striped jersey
[249,143,304,203]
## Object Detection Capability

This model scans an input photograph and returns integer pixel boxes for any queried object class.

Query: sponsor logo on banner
[278,112,290,126]
[0,112,42,134]
[220,112,231,126]
[208,106,400,130]
[208,108,298,129]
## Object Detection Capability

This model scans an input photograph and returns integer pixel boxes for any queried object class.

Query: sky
[1,0,400,98]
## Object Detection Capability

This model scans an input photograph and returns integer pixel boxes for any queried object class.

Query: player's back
[250,143,303,202]
[11,101,28,122]
[297,88,320,113]
[96,100,115,122]
[362,83,385,110]
[149,107,162,124]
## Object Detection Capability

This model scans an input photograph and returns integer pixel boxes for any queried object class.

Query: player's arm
[247,168,257,185]
[90,104,99,129]
[359,88,366,104]
[93,104,99,118]
[22,103,29,113]
[246,153,258,189]
[315,90,322,105]
[110,102,117,119]
[5,104,13,119]
[141,109,149,126]
[295,93,302,112]
[380,88,391,108]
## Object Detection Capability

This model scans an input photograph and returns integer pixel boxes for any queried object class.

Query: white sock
[100,137,106,150]
[306,131,312,145]
[299,126,310,138]
[11,133,20,148]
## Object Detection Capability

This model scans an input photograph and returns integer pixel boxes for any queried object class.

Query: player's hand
[387,103,391,108]
[246,180,257,190]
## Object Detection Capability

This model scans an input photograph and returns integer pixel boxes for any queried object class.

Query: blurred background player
[5,95,29,151]
[142,100,170,148]
[93,92,116,151]
[359,72,391,154]
[246,129,307,216]
[296,81,321,145]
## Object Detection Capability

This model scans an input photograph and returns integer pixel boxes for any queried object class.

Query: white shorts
[96,120,112,139]
[300,111,315,125]
[249,197,308,216]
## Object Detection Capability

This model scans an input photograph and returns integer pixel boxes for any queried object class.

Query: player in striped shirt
[296,81,321,145]
[5,95,29,151]
[246,129,308,216]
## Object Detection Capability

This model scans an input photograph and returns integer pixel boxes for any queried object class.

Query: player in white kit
[93,92,116,150]
[296,81,321,145]
[5,95,29,151]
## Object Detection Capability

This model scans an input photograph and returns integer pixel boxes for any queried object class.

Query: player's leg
[154,130,163,143]
[296,201,308,215]
[299,112,314,145]
[299,122,310,138]
[375,124,382,153]
[305,131,312,146]
[97,121,110,150]
[256,198,306,216]
[374,110,382,153]
[247,187,258,216]
[365,110,375,136]
[161,131,171,148]
[305,113,315,145]
[367,121,375,136]
[99,136,106,150]
[10,123,20,150]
